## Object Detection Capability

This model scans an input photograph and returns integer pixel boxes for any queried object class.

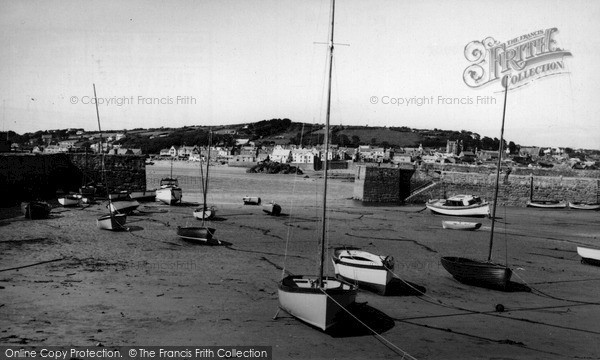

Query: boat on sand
[426,195,490,217]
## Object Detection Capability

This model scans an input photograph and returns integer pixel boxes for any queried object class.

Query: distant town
[1,119,599,171]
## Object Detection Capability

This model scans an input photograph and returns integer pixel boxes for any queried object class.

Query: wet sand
[1,162,599,359]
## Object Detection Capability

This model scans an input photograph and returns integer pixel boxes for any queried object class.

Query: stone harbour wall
[0,153,146,205]
[353,165,415,203]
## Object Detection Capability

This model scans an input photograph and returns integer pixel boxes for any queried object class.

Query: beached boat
[442,221,482,231]
[192,139,217,222]
[176,226,217,243]
[569,202,600,210]
[156,178,183,205]
[526,200,567,208]
[263,202,282,216]
[277,1,358,332]
[109,199,140,214]
[441,77,513,290]
[426,195,490,217]
[577,246,600,266]
[21,201,51,220]
[129,189,156,202]
[331,248,394,295]
[79,185,96,202]
[96,213,127,230]
[91,83,128,231]
[108,191,129,201]
[243,196,261,205]
[58,194,80,207]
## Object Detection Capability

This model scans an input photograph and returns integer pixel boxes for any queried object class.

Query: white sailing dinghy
[332,248,394,295]
[442,221,482,231]
[156,158,183,205]
[577,246,600,266]
[277,0,358,331]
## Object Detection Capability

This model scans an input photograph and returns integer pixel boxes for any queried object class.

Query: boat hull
[156,187,182,205]
[277,275,358,331]
[109,200,140,214]
[108,191,130,201]
[569,202,600,210]
[331,249,393,295]
[243,196,261,205]
[526,200,567,208]
[21,201,51,220]
[96,213,127,231]
[177,226,217,244]
[58,196,80,207]
[577,247,600,266]
[441,256,512,289]
[193,206,216,221]
[442,221,482,230]
[426,200,490,217]
[129,190,156,202]
[263,202,282,216]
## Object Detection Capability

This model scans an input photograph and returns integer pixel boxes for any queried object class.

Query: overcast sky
[1,0,599,149]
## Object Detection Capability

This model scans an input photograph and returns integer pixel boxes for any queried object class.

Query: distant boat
[263,202,282,216]
[426,195,490,217]
[21,201,51,220]
[526,200,567,209]
[442,221,482,231]
[108,199,140,214]
[108,191,130,201]
[243,196,261,205]
[331,248,394,295]
[97,213,127,231]
[79,185,96,202]
[129,189,156,202]
[440,76,513,291]
[277,0,358,332]
[156,178,183,205]
[568,202,600,210]
[577,246,600,266]
[58,194,80,207]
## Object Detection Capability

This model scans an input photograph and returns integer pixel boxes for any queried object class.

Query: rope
[318,287,418,360]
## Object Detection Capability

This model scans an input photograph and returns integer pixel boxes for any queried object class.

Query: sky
[1,0,599,149]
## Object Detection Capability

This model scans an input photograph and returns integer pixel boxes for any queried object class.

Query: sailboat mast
[93,84,112,216]
[93,84,103,155]
[203,130,212,223]
[319,0,336,284]
[487,77,509,262]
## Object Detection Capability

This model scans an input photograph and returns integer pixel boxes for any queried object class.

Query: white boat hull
[526,200,567,208]
[243,196,261,205]
[332,249,394,294]
[97,213,127,231]
[129,190,156,201]
[58,196,80,207]
[426,200,490,217]
[569,202,600,210]
[278,275,357,331]
[193,206,216,220]
[442,221,482,230]
[577,246,600,266]
[109,200,140,214]
[156,187,182,205]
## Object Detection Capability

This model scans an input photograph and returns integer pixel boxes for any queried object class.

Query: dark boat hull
[21,201,51,220]
[177,226,217,244]
[441,257,512,290]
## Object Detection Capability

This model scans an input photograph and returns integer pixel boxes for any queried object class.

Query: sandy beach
[1,162,599,359]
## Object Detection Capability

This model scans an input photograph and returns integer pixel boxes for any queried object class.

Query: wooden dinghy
[331,248,394,295]
[577,246,600,266]
[176,226,218,244]
[193,205,216,221]
[58,194,80,207]
[97,213,127,231]
[108,199,140,215]
[21,201,51,220]
[243,196,261,205]
[441,257,512,290]
[263,202,282,216]
[129,189,156,202]
[526,200,567,208]
[426,195,490,217]
[442,221,482,231]
[569,202,600,210]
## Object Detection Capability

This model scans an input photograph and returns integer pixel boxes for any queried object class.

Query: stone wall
[0,153,146,205]
[353,165,415,203]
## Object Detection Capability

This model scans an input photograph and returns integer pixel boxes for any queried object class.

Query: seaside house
[291,148,318,164]
[159,148,171,157]
[271,147,292,163]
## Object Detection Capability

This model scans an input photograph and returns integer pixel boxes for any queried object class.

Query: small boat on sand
[21,201,51,220]
[441,257,512,289]
[569,202,600,211]
[243,196,261,205]
[263,202,281,216]
[426,195,490,217]
[129,189,156,202]
[108,191,129,201]
[442,221,482,231]
[526,200,567,208]
[193,205,216,220]
[109,199,140,214]
[156,178,183,205]
[577,246,600,266]
[332,248,394,295]
[58,194,80,207]
[97,213,127,230]
[177,226,218,244]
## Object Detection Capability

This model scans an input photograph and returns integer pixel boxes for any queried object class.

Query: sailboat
[177,131,217,244]
[331,247,395,295]
[155,156,183,205]
[277,0,358,331]
[192,133,216,221]
[90,84,127,231]
[440,77,512,290]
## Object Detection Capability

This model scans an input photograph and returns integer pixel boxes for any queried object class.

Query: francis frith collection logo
[463,28,572,88]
